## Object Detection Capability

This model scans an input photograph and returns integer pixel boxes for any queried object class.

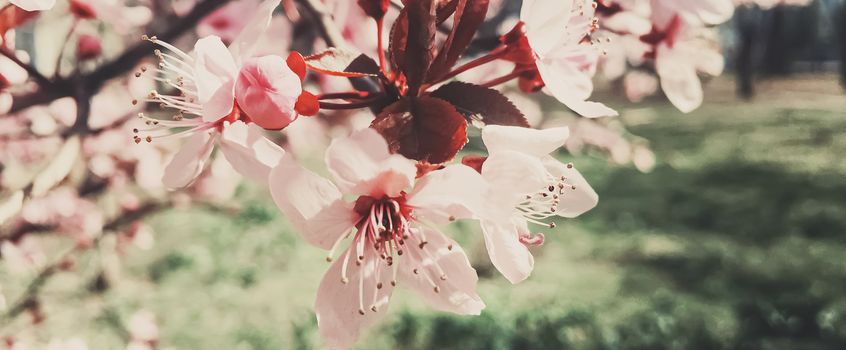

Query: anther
[390,281,396,287]
[418,241,428,249]
[433,286,440,293]
[439,274,447,281]
[358,309,365,315]
[341,277,349,284]
[371,306,377,312]
[413,268,419,275]
[448,215,456,222]
[377,282,383,289]
[549,222,556,228]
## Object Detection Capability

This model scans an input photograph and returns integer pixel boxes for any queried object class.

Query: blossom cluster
[0,0,813,348]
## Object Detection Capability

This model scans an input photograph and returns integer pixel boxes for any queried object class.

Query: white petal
[536,58,618,118]
[520,0,573,56]
[162,131,216,189]
[315,246,393,350]
[218,121,285,183]
[407,165,488,224]
[482,125,570,158]
[399,227,485,315]
[481,150,548,202]
[542,156,598,218]
[193,36,238,122]
[655,43,703,113]
[480,218,534,284]
[9,0,55,11]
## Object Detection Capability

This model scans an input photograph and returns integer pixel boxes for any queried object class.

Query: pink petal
[228,0,281,62]
[234,55,302,130]
[218,120,285,183]
[655,43,703,113]
[162,131,216,189]
[315,246,393,350]
[193,36,238,122]
[269,156,351,249]
[541,157,598,218]
[325,128,416,198]
[398,227,485,315]
[407,165,488,224]
[652,0,734,27]
[306,199,360,250]
[482,125,570,158]
[480,218,534,284]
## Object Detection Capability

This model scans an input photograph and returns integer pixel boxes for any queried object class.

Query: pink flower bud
[76,34,101,61]
[234,55,303,130]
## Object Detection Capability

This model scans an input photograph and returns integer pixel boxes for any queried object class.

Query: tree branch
[296,0,346,49]
[7,0,231,115]
[0,46,50,86]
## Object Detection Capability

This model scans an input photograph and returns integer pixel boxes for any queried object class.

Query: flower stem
[431,45,508,84]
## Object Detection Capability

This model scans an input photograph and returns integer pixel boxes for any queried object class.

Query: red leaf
[389,0,437,95]
[0,5,38,39]
[428,0,489,82]
[430,81,530,127]
[388,8,409,75]
[304,48,377,77]
[371,96,468,164]
[436,0,459,24]
[357,0,389,20]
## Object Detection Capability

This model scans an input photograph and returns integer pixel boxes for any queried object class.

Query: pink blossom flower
[507,0,618,118]
[9,0,55,11]
[197,0,261,45]
[234,55,303,130]
[639,16,724,112]
[269,129,487,349]
[651,0,734,28]
[473,125,598,283]
[138,0,304,188]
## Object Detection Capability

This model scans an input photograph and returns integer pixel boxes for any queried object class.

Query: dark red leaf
[304,48,377,77]
[388,8,409,75]
[430,81,530,127]
[371,96,468,164]
[0,5,38,39]
[357,0,390,20]
[436,0,459,24]
[428,0,489,82]
[396,0,437,95]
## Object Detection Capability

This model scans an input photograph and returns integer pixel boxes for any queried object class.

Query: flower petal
[229,0,281,62]
[162,131,216,189]
[480,218,534,284]
[407,165,488,224]
[315,246,393,350]
[218,120,285,183]
[398,227,485,315]
[325,128,416,198]
[481,151,548,203]
[9,0,55,11]
[520,0,573,56]
[193,36,238,122]
[482,125,570,158]
[655,43,703,113]
[541,157,598,218]
[269,156,352,249]
[536,58,618,118]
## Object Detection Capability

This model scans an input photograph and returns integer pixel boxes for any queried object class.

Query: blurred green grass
[9,75,846,349]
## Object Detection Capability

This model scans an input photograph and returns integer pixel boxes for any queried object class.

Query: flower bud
[234,55,303,130]
[76,34,102,61]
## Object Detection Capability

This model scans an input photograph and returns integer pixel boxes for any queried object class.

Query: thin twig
[7,0,232,115]
[296,0,347,49]
[0,47,50,86]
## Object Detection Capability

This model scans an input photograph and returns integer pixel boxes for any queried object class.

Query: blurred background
[2,0,846,349]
